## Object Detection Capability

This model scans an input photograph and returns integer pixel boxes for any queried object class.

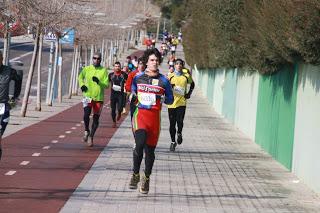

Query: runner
[167,58,194,152]
[108,61,127,128]
[78,52,109,147]
[128,48,173,194]
[0,51,22,160]
[125,57,145,120]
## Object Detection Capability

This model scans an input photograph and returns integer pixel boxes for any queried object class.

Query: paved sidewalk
[60,47,320,213]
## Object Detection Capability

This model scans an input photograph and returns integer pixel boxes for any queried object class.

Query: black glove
[8,98,16,108]
[92,76,99,84]
[171,84,175,88]
[184,93,191,99]
[81,85,88,92]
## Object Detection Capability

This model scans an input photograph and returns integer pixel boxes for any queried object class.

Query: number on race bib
[173,86,185,96]
[82,97,92,107]
[112,84,122,92]
[0,103,5,115]
[138,93,156,106]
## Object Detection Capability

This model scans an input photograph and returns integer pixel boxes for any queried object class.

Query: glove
[171,84,175,88]
[184,93,191,99]
[8,98,16,109]
[92,76,99,84]
[81,85,88,92]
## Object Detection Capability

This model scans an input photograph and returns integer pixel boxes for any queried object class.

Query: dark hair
[93,52,102,58]
[138,57,144,64]
[114,61,121,66]
[142,48,162,65]
[174,58,185,66]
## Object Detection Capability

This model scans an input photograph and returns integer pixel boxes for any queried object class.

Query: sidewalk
[60,45,320,213]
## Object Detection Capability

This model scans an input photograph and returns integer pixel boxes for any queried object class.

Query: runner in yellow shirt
[167,58,195,152]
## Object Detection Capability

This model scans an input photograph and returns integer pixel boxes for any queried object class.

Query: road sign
[44,32,57,41]
[60,28,75,44]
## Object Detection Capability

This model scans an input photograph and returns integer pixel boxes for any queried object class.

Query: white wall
[212,68,225,114]
[234,70,259,140]
[293,63,320,194]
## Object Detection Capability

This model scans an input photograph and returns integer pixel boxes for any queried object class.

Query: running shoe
[87,136,93,147]
[170,142,177,152]
[83,131,90,142]
[129,173,140,189]
[139,175,150,194]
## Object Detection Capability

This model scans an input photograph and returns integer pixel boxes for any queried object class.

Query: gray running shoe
[83,131,90,142]
[170,142,177,152]
[139,175,150,194]
[129,173,140,189]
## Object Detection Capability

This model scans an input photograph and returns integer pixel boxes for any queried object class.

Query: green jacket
[78,65,109,101]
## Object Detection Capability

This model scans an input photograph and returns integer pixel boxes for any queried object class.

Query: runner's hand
[92,76,99,84]
[81,85,88,92]
[8,98,16,108]
[184,93,191,99]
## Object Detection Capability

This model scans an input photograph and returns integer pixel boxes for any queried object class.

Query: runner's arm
[163,78,174,105]
[11,68,22,99]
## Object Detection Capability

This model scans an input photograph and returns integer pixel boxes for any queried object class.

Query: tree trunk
[21,26,40,117]
[3,20,10,66]
[35,32,43,111]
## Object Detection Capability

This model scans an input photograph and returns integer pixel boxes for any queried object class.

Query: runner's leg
[83,106,92,132]
[133,129,147,174]
[168,108,177,142]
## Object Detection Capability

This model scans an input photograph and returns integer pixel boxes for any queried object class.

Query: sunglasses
[93,57,101,60]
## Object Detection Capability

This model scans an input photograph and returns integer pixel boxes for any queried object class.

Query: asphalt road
[1,40,74,102]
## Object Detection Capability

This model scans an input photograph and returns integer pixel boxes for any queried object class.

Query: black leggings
[0,105,10,136]
[168,106,186,142]
[83,106,100,137]
[133,129,156,177]
[111,95,123,122]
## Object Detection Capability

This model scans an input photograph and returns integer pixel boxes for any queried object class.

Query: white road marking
[76,124,81,127]
[51,140,58,144]
[59,135,65,138]
[71,127,77,130]
[10,52,33,61]
[65,131,72,134]
[32,153,41,157]
[42,146,50,150]
[5,171,16,176]
[20,161,30,166]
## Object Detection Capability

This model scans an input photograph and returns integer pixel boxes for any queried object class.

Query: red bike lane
[0,90,129,212]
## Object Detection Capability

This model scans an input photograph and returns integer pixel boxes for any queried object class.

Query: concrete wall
[293,63,320,194]
[234,70,259,140]
[212,68,225,114]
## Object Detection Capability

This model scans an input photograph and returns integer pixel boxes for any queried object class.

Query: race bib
[173,86,185,96]
[0,103,5,115]
[112,84,122,92]
[82,97,92,107]
[138,93,156,106]
[171,46,176,51]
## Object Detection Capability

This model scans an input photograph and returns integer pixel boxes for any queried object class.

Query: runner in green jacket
[78,52,109,147]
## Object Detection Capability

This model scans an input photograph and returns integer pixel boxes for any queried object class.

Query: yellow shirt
[167,71,193,108]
